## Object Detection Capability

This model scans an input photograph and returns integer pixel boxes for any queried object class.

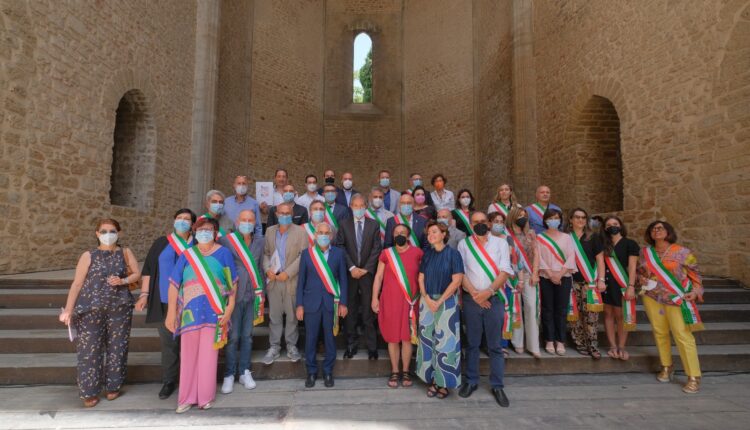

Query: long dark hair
[602,215,627,255]
[565,207,592,240]
[456,188,475,211]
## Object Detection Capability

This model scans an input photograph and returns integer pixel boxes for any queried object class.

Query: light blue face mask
[210,202,224,215]
[352,208,366,219]
[174,219,191,234]
[379,178,390,188]
[400,204,413,217]
[316,234,331,247]
[283,192,295,203]
[437,217,450,226]
[491,223,506,235]
[412,179,422,188]
[324,192,337,203]
[238,222,255,235]
[546,219,561,230]
[278,214,293,226]
[195,230,214,244]
[311,210,325,223]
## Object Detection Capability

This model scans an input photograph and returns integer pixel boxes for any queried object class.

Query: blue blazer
[384,214,427,249]
[328,202,352,225]
[335,188,358,208]
[296,245,349,313]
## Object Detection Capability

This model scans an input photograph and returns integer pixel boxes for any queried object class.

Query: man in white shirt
[296,174,325,214]
[366,187,393,244]
[457,210,512,407]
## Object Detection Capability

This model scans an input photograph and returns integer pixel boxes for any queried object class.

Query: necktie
[356,220,363,263]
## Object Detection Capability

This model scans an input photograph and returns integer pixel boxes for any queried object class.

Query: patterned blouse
[508,229,536,275]
[637,244,703,305]
[74,248,134,314]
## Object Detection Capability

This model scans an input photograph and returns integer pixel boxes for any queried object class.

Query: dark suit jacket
[296,245,349,313]
[335,217,382,273]
[384,214,427,249]
[267,203,308,227]
[336,188,358,208]
[327,202,352,226]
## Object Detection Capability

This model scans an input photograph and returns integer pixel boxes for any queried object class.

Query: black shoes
[343,346,358,359]
[368,350,378,360]
[305,374,317,388]
[458,383,478,398]
[324,374,334,387]
[492,388,510,407]
[158,381,176,400]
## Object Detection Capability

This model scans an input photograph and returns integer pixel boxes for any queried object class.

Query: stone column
[511,0,539,202]
[188,0,221,212]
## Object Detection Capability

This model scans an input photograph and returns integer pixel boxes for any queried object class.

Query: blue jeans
[224,300,254,377]
[463,293,505,389]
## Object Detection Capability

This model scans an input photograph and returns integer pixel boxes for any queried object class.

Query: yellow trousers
[642,295,701,377]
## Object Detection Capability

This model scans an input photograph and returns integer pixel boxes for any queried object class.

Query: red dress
[378,246,424,343]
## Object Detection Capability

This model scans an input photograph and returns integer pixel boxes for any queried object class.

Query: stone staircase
[0,277,748,385]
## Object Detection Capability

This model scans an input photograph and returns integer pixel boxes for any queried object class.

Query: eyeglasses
[651,226,666,232]
[98,230,117,234]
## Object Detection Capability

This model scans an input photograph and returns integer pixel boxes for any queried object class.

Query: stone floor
[0,372,748,429]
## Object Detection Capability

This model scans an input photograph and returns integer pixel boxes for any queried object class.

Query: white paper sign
[256,182,274,206]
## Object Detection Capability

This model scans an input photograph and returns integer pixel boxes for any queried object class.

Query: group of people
[59,169,706,413]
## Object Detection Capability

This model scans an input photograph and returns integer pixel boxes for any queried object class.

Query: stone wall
[531,0,750,284]
[0,0,197,273]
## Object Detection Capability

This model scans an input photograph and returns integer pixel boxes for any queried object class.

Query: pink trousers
[178,327,218,407]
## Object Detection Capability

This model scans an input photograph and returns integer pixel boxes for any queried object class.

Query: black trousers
[539,276,572,343]
[344,274,377,351]
[158,303,180,383]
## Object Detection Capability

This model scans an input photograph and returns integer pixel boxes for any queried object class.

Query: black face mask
[515,217,528,228]
[394,235,408,246]
[473,223,489,236]
[605,226,621,236]
[325,177,335,184]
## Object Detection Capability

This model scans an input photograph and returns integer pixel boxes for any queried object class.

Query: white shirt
[272,189,284,206]
[457,234,513,291]
[431,189,455,211]
[295,192,325,213]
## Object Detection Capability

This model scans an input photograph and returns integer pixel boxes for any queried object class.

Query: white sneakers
[239,370,257,390]
[221,375,234,394]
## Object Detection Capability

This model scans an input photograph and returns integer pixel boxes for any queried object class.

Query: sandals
[618,348,630,361]
[545,343,556,355]
[426,383,438,398]
[590,347,602,360]
[388,372,400,389]
[436,387,450,399]
[515,347,525,355]
[105,391,120,401]
[401,372,413,388]
[607,348,619,359]
[555,343,566,356]
[576,346,589,356]
[83,396,99,408]
[502,348,510,359]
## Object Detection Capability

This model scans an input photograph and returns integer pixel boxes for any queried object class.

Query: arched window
[352,32,372,104]
[110,89,156,209]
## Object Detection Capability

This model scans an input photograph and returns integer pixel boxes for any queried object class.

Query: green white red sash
[226,232,265,326]
[529,202,546,219]
[200,213,227,238]
[365,208,386,241]
[643,246,703,331]
[537,232,566,266]
[604,252,637,331]
[167,232,189,255]
[384,247,419,345]
[304,222,316,245]
[308,246,342,336]
[491,202,510,218]
[570,233,604,312]
[507,230,532,273]
[184,246,229,348]
[463,236,512,339]
[324,204,339,229]
[453,209,473,234]
[395,214,420,247]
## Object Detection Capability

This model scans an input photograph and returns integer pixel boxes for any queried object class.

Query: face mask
[311,210,325,223]
[324,191,337,203]
[343,179,353,190]
[371,198,383,209]
[412,179,422,187]
[325,177,335,185]
[473,223,489,236]
[460,197,471,208]
[352,208,365,219]
[515,217,528,228]
[278,214,293,226]
[238,222,255,235]
[414,195,426,204]
[394,235,408,247]
[546,219,561,230]
[379,178,390,188]
[605,226,621,236]
[210,202,224,215]
[98,232,118,246]
[283,192,295,203]
[589,219,601,229]
[174,219,191,234]
[316,234,331,247]
[195,230,214,244]
[400,204,413,217]
[235,185,247,195]
[437,217,450,226]
[491,223,506,235]
[306,183,318,193]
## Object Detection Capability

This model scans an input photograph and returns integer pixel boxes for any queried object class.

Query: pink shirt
[535,231,578,277]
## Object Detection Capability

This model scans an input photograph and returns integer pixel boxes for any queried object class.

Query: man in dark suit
[336,171,358,207]
[335,193,382,359]
[268,183,308,227]
[322,183,351,226]
[296,222,349,388]
[384,192,427,249]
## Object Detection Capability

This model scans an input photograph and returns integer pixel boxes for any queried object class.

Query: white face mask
[306,183,318,193]
[98,232,118,246]
[371,198,384,209]
[460,197,471,208]
[235,185,248,195]
[343,179,353,190]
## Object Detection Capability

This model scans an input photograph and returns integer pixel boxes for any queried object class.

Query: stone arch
[109,89,157,209]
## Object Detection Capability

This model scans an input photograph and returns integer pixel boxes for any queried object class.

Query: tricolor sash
[643,246,703,331]
[167,232,189,255]
[324,204,340,229]
[395,214,420,247]
[226,232,265,326]
[537,233,566,266]
[200,213,227,238]
[529,202,546,219]
[604,252,637,331]
[384,247,419,345]
[303,222,316,245]
[184,246,229,348]
[507,230,532,273]
[492,202,510,218]
[453,209,473,234]
[464,236,512,339]
[570,233,604,312]
[308,246,342,336]
[365,208,386,241]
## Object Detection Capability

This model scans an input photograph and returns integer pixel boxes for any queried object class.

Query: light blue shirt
[275,228,289,270]
[224,194,263,236]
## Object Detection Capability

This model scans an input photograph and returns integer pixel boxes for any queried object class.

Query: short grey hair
[205,189,226,202]
[350,193,366,206]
